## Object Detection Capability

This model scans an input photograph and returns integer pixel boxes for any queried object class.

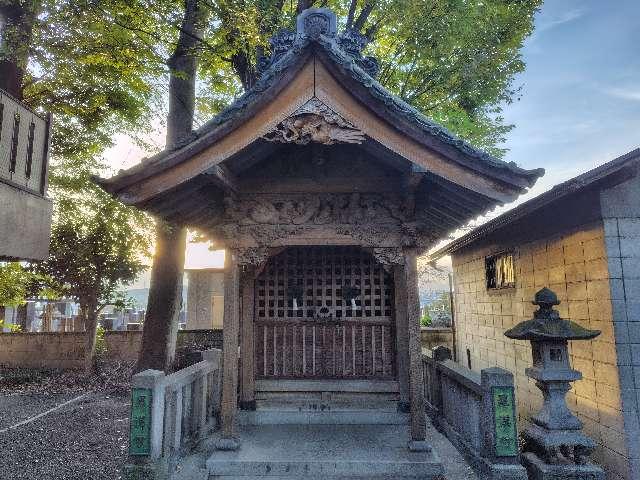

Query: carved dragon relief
[223,192,410,226]
[263,98,365,145]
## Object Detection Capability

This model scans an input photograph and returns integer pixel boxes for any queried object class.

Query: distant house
[185,268,225,330]
[0,89,53,262]
[430,148,640,480]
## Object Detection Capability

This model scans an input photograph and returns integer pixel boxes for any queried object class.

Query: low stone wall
[0,329,223,369]
[420,327,453,352]
[422,346,526,479]
[0,332,87,369]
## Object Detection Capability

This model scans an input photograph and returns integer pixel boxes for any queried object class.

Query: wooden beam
[204,164,238,193]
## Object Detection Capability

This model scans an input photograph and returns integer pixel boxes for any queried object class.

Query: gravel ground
[0,392,78,429]
[0,392,130,480]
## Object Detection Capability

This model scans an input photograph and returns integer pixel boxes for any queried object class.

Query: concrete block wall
[600,174,640,480]
[451,221,630,480]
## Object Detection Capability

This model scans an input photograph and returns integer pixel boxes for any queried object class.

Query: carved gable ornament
[263,98,365,145]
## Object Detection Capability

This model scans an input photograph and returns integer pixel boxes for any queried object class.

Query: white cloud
[537,8,587,33]
[604,87,640,101]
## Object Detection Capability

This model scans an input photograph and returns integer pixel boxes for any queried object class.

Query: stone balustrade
[422,346,527,480]
[126,349,222,478]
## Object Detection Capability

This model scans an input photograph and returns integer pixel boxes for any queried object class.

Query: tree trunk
[84,302,99,369]
[0,1,40,98]
[136,0,207,373]
[136,221,187,372]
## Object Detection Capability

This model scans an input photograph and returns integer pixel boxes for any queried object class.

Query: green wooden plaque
[129,388,152,456]
[492,386,518,457]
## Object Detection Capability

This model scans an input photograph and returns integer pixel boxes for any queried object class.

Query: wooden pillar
[394,264,410,412]
[405,248,429,450]
[216,249,241,450]
[240,267,256,410]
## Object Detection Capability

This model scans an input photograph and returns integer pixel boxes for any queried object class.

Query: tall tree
[37,157,152,364]
[136,0,209,373]
[199,0,541,155]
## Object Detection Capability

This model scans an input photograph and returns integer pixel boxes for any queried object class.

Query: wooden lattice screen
[254,246,395,379]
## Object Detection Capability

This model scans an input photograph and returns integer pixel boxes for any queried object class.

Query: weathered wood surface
[253,246,396,380]
[240,268,256,408]
[219,251,240,439]
[393,264,410,408]
[405,249,427,441]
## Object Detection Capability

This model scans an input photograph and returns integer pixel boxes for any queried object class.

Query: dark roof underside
[430,148,640,259]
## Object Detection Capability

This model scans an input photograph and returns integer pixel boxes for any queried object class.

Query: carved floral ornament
[262,98,365,145]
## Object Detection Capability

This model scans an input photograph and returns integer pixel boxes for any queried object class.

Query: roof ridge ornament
[258,8,379,78]
[296,8,337,40]
[262,97,365,145]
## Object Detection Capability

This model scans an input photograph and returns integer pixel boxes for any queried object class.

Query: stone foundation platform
[522,452,605,480]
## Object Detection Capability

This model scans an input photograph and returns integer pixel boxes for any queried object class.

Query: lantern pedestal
[522,452,605,480]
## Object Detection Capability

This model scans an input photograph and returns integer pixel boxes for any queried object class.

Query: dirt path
[0,392,130,480]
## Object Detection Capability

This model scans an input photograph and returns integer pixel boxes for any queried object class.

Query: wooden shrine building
[97,9,543,451]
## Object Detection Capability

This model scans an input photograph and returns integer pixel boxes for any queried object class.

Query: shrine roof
[96,8,543,202]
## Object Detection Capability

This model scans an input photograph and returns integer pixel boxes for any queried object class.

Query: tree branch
[353,1,376,32]
[346,0,358,29]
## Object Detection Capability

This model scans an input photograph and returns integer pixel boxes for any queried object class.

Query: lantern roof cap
[504,288,601,341]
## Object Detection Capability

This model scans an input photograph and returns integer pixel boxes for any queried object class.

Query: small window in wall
[485,252,515,290]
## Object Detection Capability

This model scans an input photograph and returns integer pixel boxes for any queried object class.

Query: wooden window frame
[485,251,516,290]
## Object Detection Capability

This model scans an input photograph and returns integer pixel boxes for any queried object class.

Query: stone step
[209,475,439,479]
[207,459,444,479]
[206,425,444,480]
[254,398,399,411]
[238,409,409,425]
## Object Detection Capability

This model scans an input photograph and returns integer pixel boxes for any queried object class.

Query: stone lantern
[504,287,604,480]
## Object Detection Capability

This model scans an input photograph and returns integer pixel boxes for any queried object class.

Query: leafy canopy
[5,0,541,159]
[35,156,153,312]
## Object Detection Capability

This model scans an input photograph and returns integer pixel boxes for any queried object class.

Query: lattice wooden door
[254,246,395,380]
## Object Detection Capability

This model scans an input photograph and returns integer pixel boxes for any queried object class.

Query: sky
[106,0,640,271]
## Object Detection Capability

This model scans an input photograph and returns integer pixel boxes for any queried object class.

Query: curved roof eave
[96,27,543,197]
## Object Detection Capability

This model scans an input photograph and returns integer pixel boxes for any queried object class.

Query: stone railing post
[124,369,167,479]
[431,345,451,415]
[479,367,527,479]
[203,349,223,429]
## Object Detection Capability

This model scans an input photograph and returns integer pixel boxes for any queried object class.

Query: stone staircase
[204,422,444,480]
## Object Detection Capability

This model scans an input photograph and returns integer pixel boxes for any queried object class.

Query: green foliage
[197,0,542,155]
[0,319,23,333]
[5,0,541,162]
[0,262,58,306]
[94,325,107,357]
[420,311,432,327]
[21,0,172,158]
[36,155,153,316]
[0,263,32,306]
